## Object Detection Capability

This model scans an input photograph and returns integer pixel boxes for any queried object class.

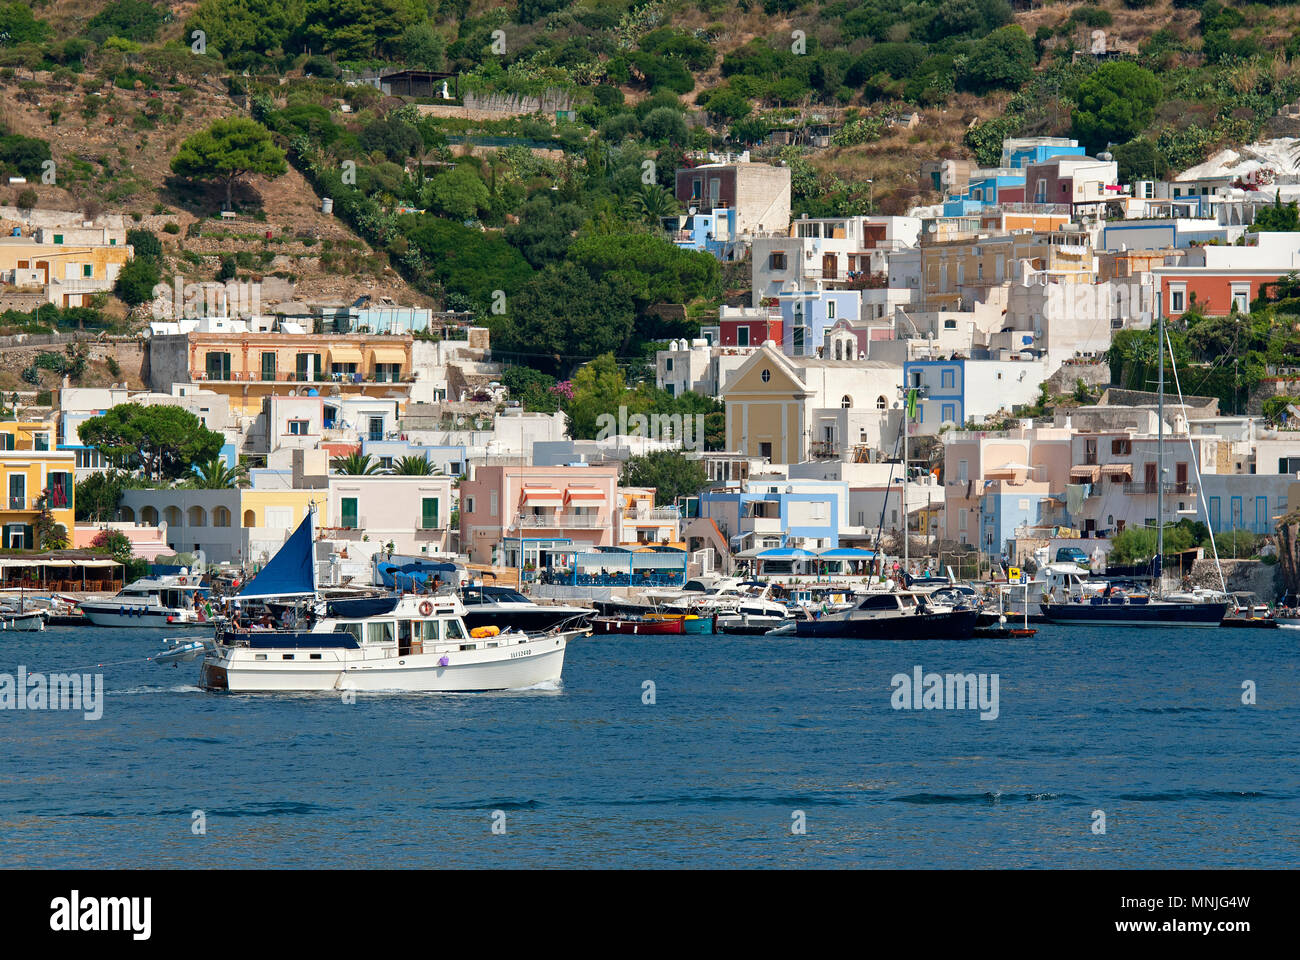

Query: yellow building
[0,235,133,307]
[148,332,416,418]
[0,420,74,548]
[238,489,327,532]
[920,230,1095,310]
[618,488,685,550]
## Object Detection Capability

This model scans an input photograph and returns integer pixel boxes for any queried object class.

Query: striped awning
[1100,463,1132,478]
[521,487,563,507]
[565,487,605,501]
[1069,465,1100,482]
[369,347,406,365]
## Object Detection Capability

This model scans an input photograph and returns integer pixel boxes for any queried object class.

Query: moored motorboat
[80,575,213,628]
[795,590,978,639]
[589,615,685,635]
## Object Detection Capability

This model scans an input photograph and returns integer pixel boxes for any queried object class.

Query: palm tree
[631,184,678,225]
[189,457,246,489]
[393,455,435,475]
[332,451,380,475]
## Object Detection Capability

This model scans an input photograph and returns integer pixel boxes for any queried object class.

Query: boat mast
[1156,300,1165,591]
[902,393,909,575]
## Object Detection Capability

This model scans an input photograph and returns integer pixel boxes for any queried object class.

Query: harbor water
[0,624,1295,868]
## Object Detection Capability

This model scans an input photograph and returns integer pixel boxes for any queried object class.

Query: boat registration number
[509,649,533,659]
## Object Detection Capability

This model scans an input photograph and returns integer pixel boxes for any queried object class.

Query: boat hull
[461,606,591,633]
[795,609,979,640]
[201,634,568,693]
[1040,600,1228,627]
[80,604,208,628]
[590,617,684,635]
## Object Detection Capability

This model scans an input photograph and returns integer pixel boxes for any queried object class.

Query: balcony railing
[623,507,681,522]
[510,513,605,529]
[1122,481,1196,496]
[810,440,840,458]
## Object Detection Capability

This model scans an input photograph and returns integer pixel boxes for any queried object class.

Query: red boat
[589,616,685,635]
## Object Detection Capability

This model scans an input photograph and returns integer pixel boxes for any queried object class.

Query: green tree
[959,25,1034,94]
[126,228,163,264]
[0,2,52,44]
[565,353,630,439]
[188,457,246,489]
[1109,524,1194,565]
[78,405,225,483]
[504,196,587,269]
[302,0,419,59]
[75,471,135,522]
[566,233,722,321]
[187,0,305,60]
[170,117,288,212]
[115,256,161,306]
[399,21,445,70]
[1071,62,1161,152]
[492,263,636,375]
[1214,529,1258,559]
[424,165,490,222]
[1250,193,1300,232]
[332,451,381,475]
[620,450,708,507]
[87,0,164,43]
[393,455,435,474]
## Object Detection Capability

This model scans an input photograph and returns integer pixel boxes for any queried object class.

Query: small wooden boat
[973,625,1036,638]
[1220,617,1279,629]
[589,616,685,635]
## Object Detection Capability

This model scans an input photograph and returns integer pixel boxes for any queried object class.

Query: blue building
[778,290,861,357]
[903,359,965,432]
[942,170,1025,216]
[668,207,745,261]
[1001,140,1086,171]
[698,479,848,553]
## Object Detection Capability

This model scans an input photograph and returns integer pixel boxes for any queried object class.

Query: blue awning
[817,548,876,559]
[756,548,816,560]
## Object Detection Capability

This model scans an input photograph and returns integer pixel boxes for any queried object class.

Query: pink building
[942,425,1073,544]
[460,465,620,571]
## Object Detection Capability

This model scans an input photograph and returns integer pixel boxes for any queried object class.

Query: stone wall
[1186,557,1282,600]
[1045,362,1109,395]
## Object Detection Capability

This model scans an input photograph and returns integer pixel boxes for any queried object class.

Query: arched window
[188,506,207,527]
[841,395,852,409]
[118,506,135,522]
[163,506,181,527]
[142,506,159,526]
[834,341,842,360]
[876,396,887,410]
[243,509,256,528]
[213,506,231,527]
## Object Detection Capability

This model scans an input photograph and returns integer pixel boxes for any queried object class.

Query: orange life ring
[419,600,433,616]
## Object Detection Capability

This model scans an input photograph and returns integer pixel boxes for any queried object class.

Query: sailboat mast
[1157,303,1165,585]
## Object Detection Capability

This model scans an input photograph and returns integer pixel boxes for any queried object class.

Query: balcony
[810,439,840,459]
[1122,481,1196,497]
[623,507,681,523]
[746,515,783,534]
[510,513,605,529]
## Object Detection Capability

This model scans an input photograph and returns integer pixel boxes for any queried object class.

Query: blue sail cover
[238,513,316,599]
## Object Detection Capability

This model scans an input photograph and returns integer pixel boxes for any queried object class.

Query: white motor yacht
[80,575,212,628]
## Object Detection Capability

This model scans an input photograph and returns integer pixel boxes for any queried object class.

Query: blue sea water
[0,624,1296,868]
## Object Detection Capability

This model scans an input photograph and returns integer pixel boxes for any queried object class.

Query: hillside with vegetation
[4,0,1300,383]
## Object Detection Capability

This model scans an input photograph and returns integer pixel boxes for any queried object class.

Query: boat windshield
[462,586,530,604]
